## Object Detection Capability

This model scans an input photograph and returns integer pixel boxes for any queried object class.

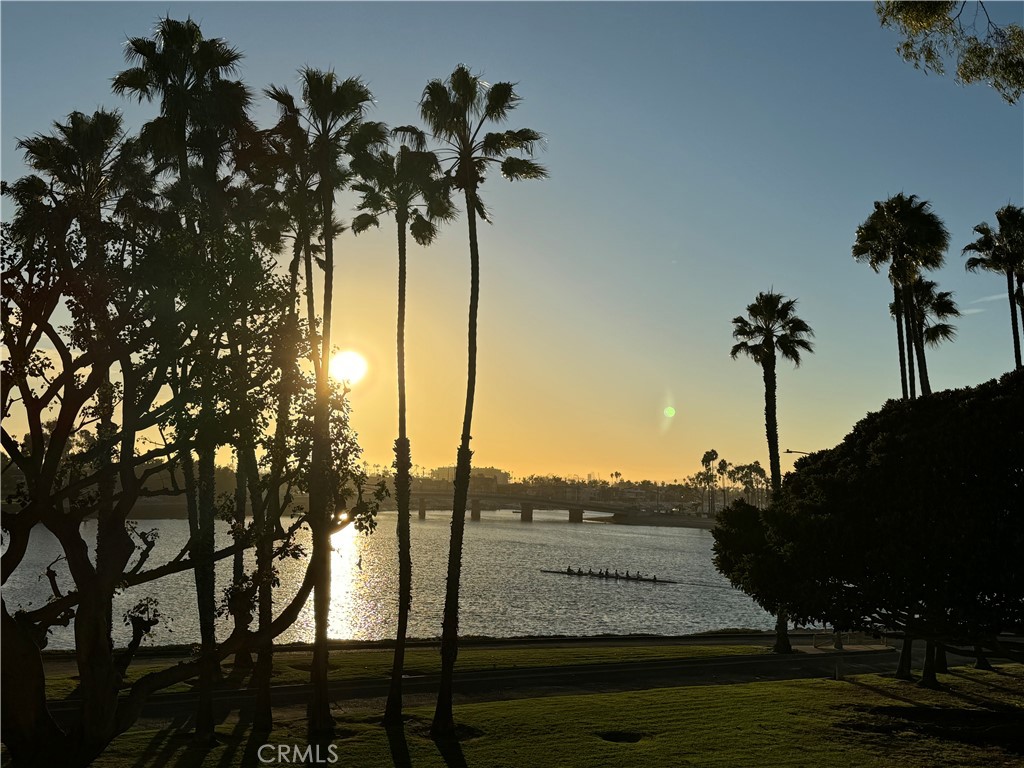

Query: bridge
[409,490,664,523]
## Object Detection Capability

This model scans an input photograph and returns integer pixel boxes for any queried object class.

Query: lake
[2,510,774,650]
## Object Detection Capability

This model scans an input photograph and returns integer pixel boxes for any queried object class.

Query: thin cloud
[970,293,1007,304]
[961,308,986,315]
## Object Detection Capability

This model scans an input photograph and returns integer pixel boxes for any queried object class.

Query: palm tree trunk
[386,219,413,724]
[905,284,931,395]
[974,645,994,670]
[1006,268,1022,370]
[195,433,218,742]
[761,352,790,654]
[919,640,938,688]
[432,189,481,739]
[308,195,335,742]
[892,285,909,400]
[903,299,917,399]
[896,635,914,680]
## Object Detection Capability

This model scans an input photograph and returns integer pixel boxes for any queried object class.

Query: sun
[329,350,368,384]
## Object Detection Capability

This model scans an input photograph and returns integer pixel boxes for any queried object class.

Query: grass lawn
[87,664,1024,768]
[44,643,769,700]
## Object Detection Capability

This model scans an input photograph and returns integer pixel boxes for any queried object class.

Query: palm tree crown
[112,16,251,187]
[414,64,547,220]
[963,204,1024,370]
[730,291,815,367]
[852,193,949,282]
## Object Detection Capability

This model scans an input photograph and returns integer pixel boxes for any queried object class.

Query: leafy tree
[352,134,453,722]
[876,1,1024,104]
[767,370,1024,678]
[415,64,547,740]
[963,204,1024,370]
[731,291,814,653]
[853,193,949,398]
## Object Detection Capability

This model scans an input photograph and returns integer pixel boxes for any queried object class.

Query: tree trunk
[919,640,938,688]
[761,351,790,655]
[934,643,947,674]
[905,283,931,395]
[230,465,253,672]
[386,219,413,724]
[194,435,218,742]
[892,284,909,400]
[432,190,481,740]
[896,636,914,680]
[308,190,336,743]
[903,298,917,399]
[1,601,68,766]
[772,612,792,654]
[1006,268,1022,370]
[974,645,994,671]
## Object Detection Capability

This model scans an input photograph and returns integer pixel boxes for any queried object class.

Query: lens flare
[663,406,676,418]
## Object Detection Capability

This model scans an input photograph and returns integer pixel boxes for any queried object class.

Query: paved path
[45,638,900,725]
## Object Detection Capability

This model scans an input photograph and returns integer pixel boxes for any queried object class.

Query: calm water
[2,510,773,650]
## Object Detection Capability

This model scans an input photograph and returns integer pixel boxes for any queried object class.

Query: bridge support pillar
[470,499,481,521]
[568,508,584,523]
[520,503,533,522]
[418,497,426,520]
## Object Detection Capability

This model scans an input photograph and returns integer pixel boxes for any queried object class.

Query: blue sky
[2,2,1022,482]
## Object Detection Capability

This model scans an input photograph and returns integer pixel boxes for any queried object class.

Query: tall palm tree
[113,16,252,742]
[416,64,547,739]
[266,68,385,742]
[351,134,453,723]
[731,290,814,654]
[852,193,949,398]
[963,204,1024,371]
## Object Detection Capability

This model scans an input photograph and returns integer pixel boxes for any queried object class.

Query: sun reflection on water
[327,521,394,639]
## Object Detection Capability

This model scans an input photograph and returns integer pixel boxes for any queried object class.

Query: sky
[2,2,1022,483]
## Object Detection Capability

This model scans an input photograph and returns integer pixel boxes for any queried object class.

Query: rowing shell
[539,569,677,584]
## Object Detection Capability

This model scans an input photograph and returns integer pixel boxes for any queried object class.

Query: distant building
[430,465,510,484]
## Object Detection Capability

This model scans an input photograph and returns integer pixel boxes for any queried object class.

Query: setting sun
[329,350,368,384]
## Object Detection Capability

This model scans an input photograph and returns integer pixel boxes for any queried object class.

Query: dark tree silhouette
[352,133,453,722]
[265,67,386,743]
[414,64,547,740]
[853,193,949,399]
[731,290,814,653]
[963,204,1024,371]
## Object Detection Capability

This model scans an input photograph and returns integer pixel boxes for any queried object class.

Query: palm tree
[113,16,252,742]
[351,134,453,723]
[416,64,547,739]
[700,450,719,516]
[963,205,1024,371]
[852,193,949,398]
[731,290,814,654]
[892,279,960,362]
[266,68,385,742]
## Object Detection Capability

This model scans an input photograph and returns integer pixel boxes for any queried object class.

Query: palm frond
[500,157,548,181]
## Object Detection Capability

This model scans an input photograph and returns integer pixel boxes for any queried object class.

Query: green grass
[86,664,1024,768]
[44,643,768,701]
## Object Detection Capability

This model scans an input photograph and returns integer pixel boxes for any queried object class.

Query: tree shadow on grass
[945,669,1024,696]
[383,720,412,768]
[845,678,921,706]
[432,734,469,768]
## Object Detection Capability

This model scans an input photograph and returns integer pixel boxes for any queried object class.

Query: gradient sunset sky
[2,2,1021,483]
